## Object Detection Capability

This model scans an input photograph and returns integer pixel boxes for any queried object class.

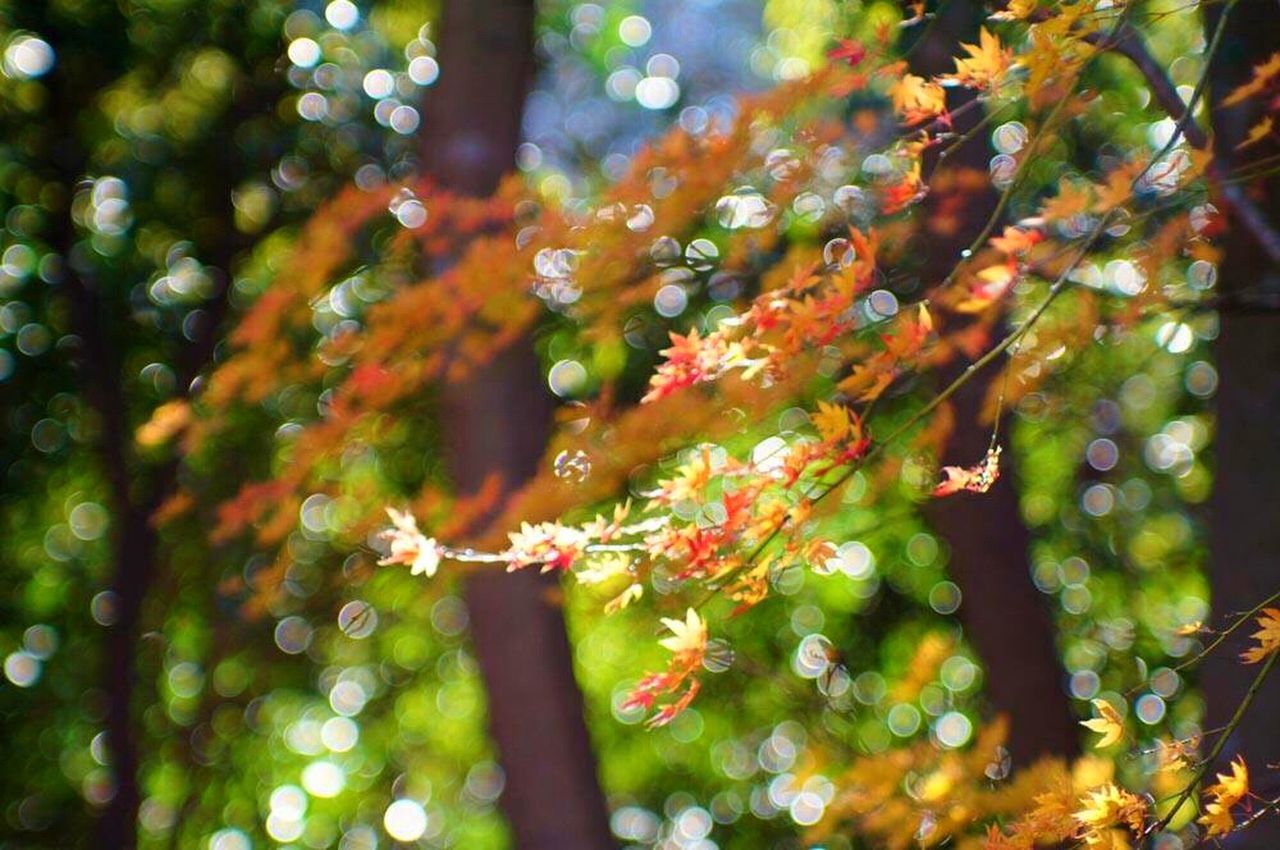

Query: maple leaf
[605,583,644,614]
[989,225,1044,256]
[1240,607,1280,663]
[1199,756,1249,837]
[1073,784,1147,842]
[956,263,1017,313]
[888,74,946,123]
[658,608,708,655]
[1237,115,1275,150]
[1199,801,1235,838]
[1205,756,1249,808]
[989,0,1038,21]
[948,27,1012,90]
[378,508,442,577]
[1039,180,1094,222]
[1080,699,1124,748]
[933,446,1002,496]
[1222,51,1280,107]
[812,400,855,443]
[136,399,193,448]
[828,39,867,67]
[1155,736,1198,772]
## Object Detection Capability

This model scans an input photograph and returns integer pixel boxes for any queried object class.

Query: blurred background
[0,1,1250,849]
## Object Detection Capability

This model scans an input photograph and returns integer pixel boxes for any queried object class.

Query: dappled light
[3,1,1280,849]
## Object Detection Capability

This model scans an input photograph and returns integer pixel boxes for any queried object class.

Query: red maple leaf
[828,39,867,68]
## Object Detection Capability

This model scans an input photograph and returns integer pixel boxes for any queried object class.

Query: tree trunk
[1203,2,1280,844]
[910,0,1079,764]
[421,2,615,847]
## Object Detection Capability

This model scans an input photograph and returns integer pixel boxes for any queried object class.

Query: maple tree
[6,0,1280,848]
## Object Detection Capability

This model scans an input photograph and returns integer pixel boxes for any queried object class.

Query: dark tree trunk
[421,2,615,847]
[65,271,158,850]
[909,0,1079,764]
[1203,2,1280,844]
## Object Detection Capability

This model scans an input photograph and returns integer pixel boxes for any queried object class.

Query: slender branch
[1168,589,1280,678]
[1080,6,1280,263]
[1146,650,1280,838]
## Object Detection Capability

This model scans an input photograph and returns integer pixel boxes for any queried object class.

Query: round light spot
[287,38,320,68]
[887,703,921,737]
[834,541,874,579]
[321,716,359,752]
[653,284,687,318]
[297,91,328,121]
[394,198,427,228]
[1185,360,1217,397]
[866,289,899,320]
[635,76,679,110]
[4,651,40,687]
[362,69,394,98]
[269,784,307,820]
[928,581,962,614]
[1155,321,1194,354]
[1135,693,1166,725]
[389,104,420,134]
[69,502,109,540]
[338,601,377,639]
[324,0,359,30]
[1081,483,1115,517]
[646,53,680,79]
[91,590,119,626]
[547,359,587,397]
[23,624,58,659]
[4,36,55,79]
[329,680,368,716]
[992,121,1028,154]
[208,827,252,850]
[302,761,345,798]
[793,634,833,680]
[618,15,652,47]
[384,799,428,842]
[940,655,977,692]
[274,616,313,655]
[408,55,439,86]
[935,711,973,748]
[1086,438,1119,471]
[265,811,303,842]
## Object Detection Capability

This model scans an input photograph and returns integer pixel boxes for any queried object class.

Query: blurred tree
[908,0,1078,764]
[419,0,614,847]
[1204,2,1280,847]
[4,4,290,844]
[5,1,1280,849]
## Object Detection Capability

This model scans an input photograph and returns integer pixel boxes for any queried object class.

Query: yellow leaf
[1198,801,1235,838]
[989,0,1037,21]
[1240,607,1280,664]
[136,399,192,447]
[956,264,1016,313]
[1223,51,1280,107]
[1237,115,1274,151]
[949,27,1012,90]
[1080,698,1125,748]
[888,73,946,123]
[1205,756,1249,808]
[1199,756,1249,837]
[812,400,853,443]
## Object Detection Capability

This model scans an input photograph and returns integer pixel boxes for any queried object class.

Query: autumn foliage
[156,1,1280,847]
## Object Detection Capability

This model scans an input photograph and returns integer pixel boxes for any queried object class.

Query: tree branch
[1082,20,1280,263]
